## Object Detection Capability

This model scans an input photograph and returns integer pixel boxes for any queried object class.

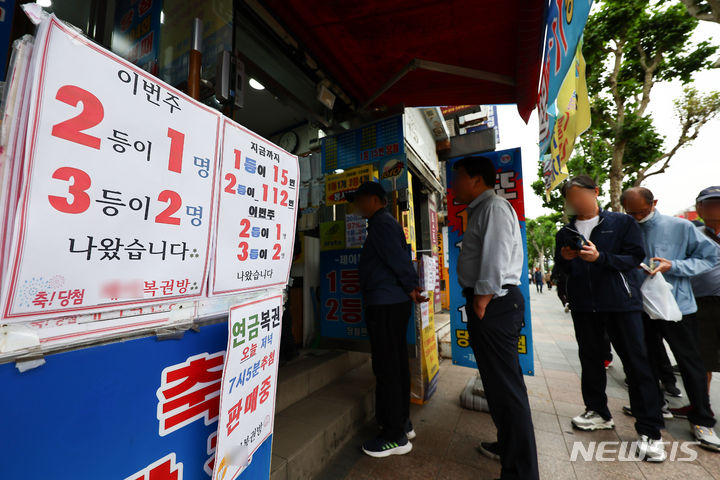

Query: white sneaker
[637,435,666,462]
[692,425,720,452]
[571,410,615,431]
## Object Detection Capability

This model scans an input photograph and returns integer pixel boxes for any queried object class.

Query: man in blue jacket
[346,181,426,458]
[621,186,720,452]
[554,176,666,461]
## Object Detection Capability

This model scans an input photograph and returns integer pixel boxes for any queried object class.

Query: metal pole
[188,17,203,100]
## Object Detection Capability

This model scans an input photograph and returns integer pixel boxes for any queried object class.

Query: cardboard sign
[2,17,220,322]
[210,119,299,295]
[213,294,282,480]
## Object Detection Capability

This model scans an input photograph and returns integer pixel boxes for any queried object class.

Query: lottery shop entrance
[0,2,544,479]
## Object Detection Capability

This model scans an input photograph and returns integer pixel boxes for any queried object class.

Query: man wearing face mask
[554,176,666,461]
[692,187,720,394]
[621,187,720,452]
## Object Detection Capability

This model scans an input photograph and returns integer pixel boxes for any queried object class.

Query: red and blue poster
[0,321,272,480]
[445,148,534,375]
[112,0,163,73]
[319,248,415,344]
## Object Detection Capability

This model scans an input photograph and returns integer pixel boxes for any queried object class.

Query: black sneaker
[361,436,412,458]
[663,382,682,398]
[623,404,674,420]
[476,441,501,461]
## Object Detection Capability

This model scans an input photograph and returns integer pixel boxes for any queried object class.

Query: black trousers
[464,286,539,480]
[643,314,715,427]
[365,301,412,441]
[643,318,676,387]
[571,311,664,439]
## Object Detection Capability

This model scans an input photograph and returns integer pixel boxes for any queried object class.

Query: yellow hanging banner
[545,38,591,197]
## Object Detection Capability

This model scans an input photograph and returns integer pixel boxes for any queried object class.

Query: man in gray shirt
[452,156,538,480]
[692,186,720,394]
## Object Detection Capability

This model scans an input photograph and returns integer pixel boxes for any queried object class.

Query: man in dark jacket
[533,268,544,293]
[554,175,666,462]
[347,181,426,458]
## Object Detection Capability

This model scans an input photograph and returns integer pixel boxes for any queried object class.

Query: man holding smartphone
[621,186,720,452]
[452,156,538,480]
[554,176,666,461]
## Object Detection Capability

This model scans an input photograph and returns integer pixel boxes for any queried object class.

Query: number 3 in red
[51,85,104,149]
[48,167,91,214]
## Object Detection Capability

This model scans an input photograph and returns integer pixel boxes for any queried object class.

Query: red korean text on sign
[123,453,183,480]
[225,376,273,436]
[156,351,224,436]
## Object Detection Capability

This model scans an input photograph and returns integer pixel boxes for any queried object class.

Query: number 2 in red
[51,85,104,149]
[326,299,339,321]
[155,190,182,225]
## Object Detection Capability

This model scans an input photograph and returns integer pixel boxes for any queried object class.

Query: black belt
[462,285,516,298]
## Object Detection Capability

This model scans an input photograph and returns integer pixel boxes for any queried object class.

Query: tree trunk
[609,140,627,211]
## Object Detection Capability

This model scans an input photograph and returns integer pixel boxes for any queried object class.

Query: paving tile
[444,432,502,474]
[553,400,586,419]
[434,459,491,480]
[537,453,576,480]
[534,429,570,460]
[453,409,497,439]
[529,394,557,414]
[316,291,720,479]
[532,409,563,435]
[571,459,645,480]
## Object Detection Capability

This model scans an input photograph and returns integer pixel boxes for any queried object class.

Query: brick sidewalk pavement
[316,289,720,479]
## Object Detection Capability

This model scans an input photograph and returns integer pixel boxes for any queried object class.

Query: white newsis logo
[570,441,700,462]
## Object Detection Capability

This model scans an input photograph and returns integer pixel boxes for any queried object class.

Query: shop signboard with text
[321,115,404,173]
[1,17,219,323]
[0,16,299,324]
[0,321,273,480]
[319,248,415,344]
[445,148,534,375]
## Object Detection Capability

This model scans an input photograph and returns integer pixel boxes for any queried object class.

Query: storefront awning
[261,0,546,122]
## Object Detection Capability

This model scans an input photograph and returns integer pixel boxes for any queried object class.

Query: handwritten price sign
[1,18,220,321]
[210,119,299,295]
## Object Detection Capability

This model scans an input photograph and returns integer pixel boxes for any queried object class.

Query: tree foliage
[526,213,563,271]
[539,0,720,212]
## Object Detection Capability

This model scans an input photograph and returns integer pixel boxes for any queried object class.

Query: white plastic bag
[640,272,683,321]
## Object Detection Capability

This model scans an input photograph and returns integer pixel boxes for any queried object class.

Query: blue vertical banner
[112,0,163,72]
[446,148,534,375]
[0,0,15,80]
[0,322,272,480]
[538,0,594,155]
[319,248,366,339]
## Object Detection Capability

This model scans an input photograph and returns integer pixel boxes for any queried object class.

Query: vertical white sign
[210,119,298,295]
[213,294,283,480]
